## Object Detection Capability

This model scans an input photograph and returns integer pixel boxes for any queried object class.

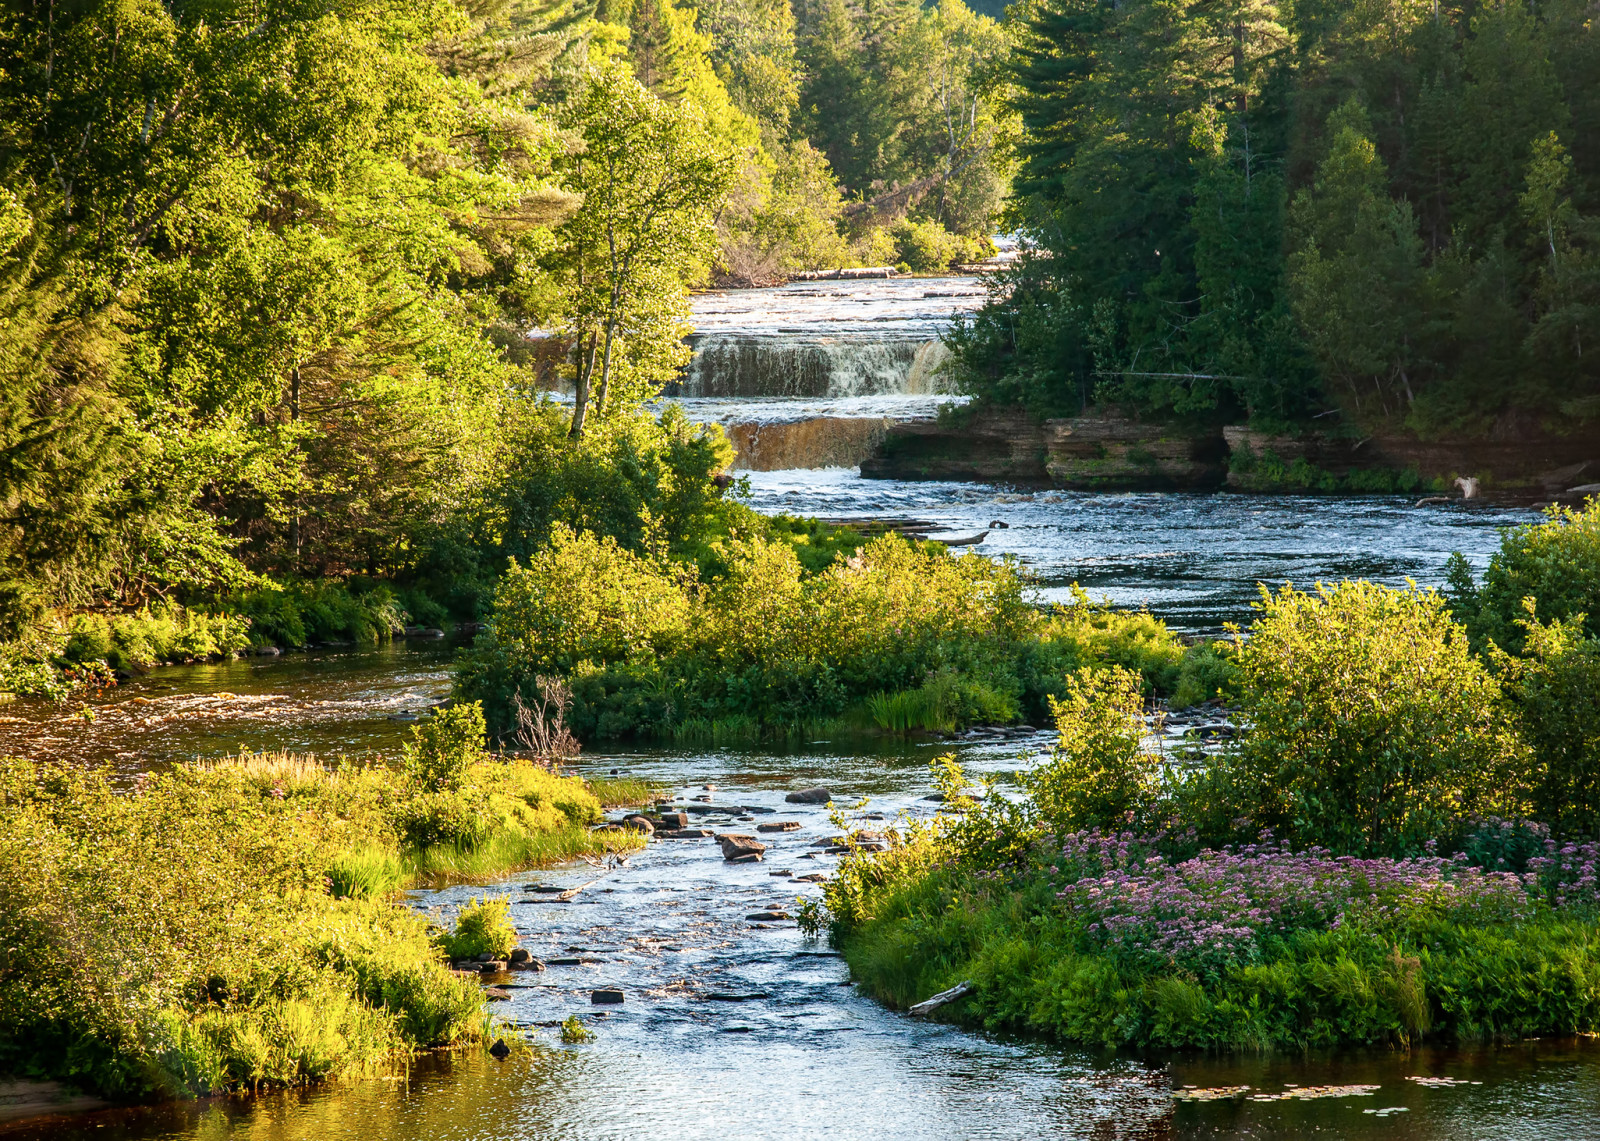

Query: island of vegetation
[811,505,1600,1049]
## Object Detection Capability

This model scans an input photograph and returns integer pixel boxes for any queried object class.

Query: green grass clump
[585,776,659,807]
[0,758,484,1101]
[0,709,644,1100]
[439,897,516,960]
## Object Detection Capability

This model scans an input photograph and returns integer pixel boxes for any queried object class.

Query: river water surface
[5,282,1596,1140]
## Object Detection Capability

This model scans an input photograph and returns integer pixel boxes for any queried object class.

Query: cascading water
[664,278,982,469]
[671,336,951,398]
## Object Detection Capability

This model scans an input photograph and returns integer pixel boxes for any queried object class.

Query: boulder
[508,947,530,965]
[659,828,715,839]
[658,811,689,829]
[623,815,655,833]
[719,834,768,861]
[591,987,625,1004]
[484,987,512,1001]
[726,852,764,864]
[785,787,832,804]
[757,821,802,833]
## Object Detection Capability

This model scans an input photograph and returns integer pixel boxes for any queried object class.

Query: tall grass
[585,776,660,806]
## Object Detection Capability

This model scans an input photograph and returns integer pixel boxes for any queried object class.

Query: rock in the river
[746,911,792,921]
[658,811,689,829]
[659,827,715,839]
[757,820,802,832]
[591,987,625,1004]
[794,873,827,882]
[719,834,768,861]
[489,1038,511,1059]
[623,815,655,833]
[480,960,508,972]
[508,947,531,965]
[726,851,764,863]
[785,787,832,804]
[484,987,512,1001]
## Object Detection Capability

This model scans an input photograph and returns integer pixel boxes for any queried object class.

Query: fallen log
[908,980,975,1018]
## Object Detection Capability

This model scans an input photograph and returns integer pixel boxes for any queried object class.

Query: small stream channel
[5,279,1598,1138]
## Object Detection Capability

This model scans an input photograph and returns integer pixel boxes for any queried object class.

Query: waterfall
[672,335,953,398]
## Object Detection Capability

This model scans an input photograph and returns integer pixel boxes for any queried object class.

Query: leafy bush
[1215,581,1526,855]
[1447,499,1600,654]
[1021,589,1187,704]
[890,217,985,272]
[461,530,1046,739]
[232,580,405,648]
[438,897,517,961]
[1493,602,1600,837]
[403,703,490,793]
[1170,639,1242,707]
[1026,667,1161,833]
[491,525,691,675]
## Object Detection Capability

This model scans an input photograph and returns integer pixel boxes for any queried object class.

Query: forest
[0,0,1012,680]
[952,0,1600,438]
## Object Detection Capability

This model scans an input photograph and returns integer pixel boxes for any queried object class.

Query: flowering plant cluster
[1049,830,1537,970]
[1526,839,1600,913]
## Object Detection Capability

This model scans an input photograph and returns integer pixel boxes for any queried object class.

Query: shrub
[1170,639,1242,708]
[1024,588,1187,703]
[0,759,482,1099]
[491,525,690,675]
[403,703,489,793]
[438,897,517,961]
[1447,499,1600,654]
[462,532,1042,740]
[1026,667,1161,833]
[1493,602,1600,837]
[1216,581,1527,855]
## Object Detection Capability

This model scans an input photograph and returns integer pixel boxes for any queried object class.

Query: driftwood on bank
[789,266,901,281]
[909,980,975,1018]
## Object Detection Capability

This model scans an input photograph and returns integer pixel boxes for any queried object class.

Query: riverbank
[0,706,648,1101]
[862,405,1600,497]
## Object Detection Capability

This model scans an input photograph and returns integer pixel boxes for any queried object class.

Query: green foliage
[552,61,740,436]
[796,0,1015,238]
[461,529,1059,739]
[1450,499,1600,655]
[1019,588,1187,706]
[1214,581,1526,855]
[1494,602,1600,838]
[439,897,518,961]
[1171,640,1242,708]
[960,0,1600,435]
[403,704,491,795]
[828,853,1600,1051]
[1026,667,1160,833]
[890,217,985,273]
[559,1014,594,1043]
[0,758,485,1099]
[232,582,406,649]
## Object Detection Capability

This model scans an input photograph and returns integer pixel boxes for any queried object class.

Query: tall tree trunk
[569,331,598,438]
[595,315,617,415]
[289,364,301,570]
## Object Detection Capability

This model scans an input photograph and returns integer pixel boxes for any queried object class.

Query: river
[4,280,1596,1140]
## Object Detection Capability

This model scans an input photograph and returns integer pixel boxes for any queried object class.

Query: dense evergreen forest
[953,0,1600,437]
[0,0,1011,663]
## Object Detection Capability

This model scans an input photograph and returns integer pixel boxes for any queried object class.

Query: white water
[671,277,980,401]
